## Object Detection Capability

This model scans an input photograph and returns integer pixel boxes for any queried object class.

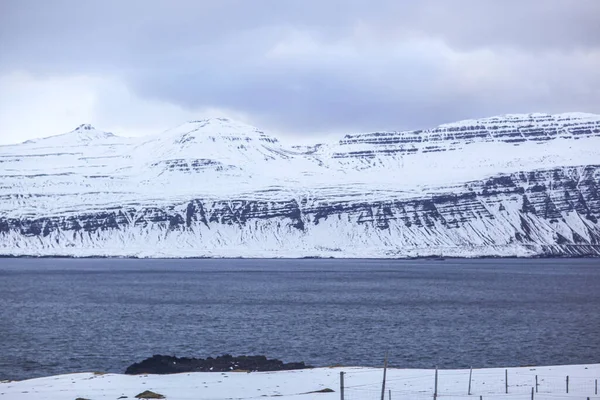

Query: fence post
[479,396,482,400]
[434,366,438,400]
[505,369,508,394]
[468,366,472,395]
[340,371,344,400]
[535,375,538,393]
[595,379,597,395]
[389,389,391,400]
[380,353,388,400]
[531,386,534,400]
[566,375,569,393]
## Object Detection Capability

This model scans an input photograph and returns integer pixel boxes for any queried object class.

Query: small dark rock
[135,390,165,399]
[125,354,311,375]
[310,388,335,393]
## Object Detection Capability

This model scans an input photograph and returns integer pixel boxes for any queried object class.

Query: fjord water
[0,259,599,381]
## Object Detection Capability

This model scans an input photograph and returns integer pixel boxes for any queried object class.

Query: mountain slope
[1,113,599,258]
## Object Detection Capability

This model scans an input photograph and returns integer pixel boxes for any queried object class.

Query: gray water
[0,258,599,381]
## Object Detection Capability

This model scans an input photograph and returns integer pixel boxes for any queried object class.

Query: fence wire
[341,369,599,400]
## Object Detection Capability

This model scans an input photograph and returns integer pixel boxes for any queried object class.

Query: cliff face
[1,166,598,258]
[1,114,599,257]
[331,112,600,159]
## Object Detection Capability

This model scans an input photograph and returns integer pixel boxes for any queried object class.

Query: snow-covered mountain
[1,113,599,257]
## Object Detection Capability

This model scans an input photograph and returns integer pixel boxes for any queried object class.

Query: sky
[0,0,599,145]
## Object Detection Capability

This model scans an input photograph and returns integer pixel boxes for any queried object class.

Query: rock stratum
[1,113,599,257]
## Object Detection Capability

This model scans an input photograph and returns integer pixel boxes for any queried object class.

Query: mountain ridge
[8,112,599,147]
[21,124,117,146]
[1,112,599,258]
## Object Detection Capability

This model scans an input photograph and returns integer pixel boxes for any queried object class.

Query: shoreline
[1,254,599,260]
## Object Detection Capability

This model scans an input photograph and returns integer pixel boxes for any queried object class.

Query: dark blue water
[0,258,599,380]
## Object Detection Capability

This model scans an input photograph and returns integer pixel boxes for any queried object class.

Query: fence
[339,367,600,400]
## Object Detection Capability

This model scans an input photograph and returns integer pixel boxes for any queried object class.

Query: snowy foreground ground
[1,364,599,400]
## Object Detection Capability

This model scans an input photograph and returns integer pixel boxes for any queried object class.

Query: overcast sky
[0,0,599,144]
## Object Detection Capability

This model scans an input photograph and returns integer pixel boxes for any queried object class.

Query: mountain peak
[21,124,116,146]
[69,124,114,139]
[187,117,231,124]
[158,117,278,145]
[46,124,115,145]
[74,123,96,131]
[132,117,284,171]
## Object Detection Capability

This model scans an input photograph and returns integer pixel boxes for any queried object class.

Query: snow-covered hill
[1,113,599,257]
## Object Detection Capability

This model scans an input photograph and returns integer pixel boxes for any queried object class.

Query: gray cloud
[1,0,599,137]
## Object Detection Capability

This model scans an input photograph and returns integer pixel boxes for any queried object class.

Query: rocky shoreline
[2,253,599,259]
[125,355,311,375]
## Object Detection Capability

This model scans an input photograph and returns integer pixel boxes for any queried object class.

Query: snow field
[1,364,599,400]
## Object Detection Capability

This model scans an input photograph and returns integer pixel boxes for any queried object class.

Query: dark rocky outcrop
[135,391,165,399]
[124,354,311,375]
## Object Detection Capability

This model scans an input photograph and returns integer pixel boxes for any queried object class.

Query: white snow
[0,113,599,257]
[1,364,598,400]
[21,124,121,146]
[1,113,599,218]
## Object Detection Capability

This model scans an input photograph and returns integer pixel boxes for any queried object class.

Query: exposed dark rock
[125,354,311,375]
[135,391,165,399]
[309,388,335,393]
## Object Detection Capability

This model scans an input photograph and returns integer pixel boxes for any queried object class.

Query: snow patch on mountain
[1,113,599,257]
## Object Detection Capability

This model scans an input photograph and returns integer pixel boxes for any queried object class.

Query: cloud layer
[1,0,599,144]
